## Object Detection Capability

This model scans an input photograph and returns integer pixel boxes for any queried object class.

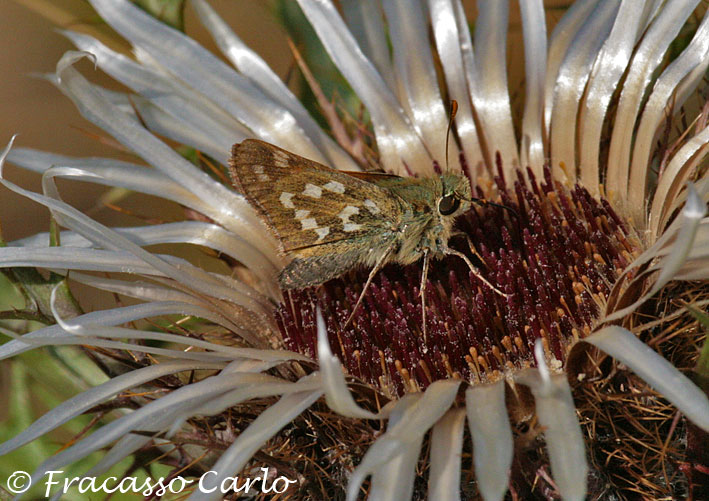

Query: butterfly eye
[438,194,461,215]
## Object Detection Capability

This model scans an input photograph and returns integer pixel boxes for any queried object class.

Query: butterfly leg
[343,244,396,330]
[420,249,430,343]
[443,246,508,297]
[450,230,485,264]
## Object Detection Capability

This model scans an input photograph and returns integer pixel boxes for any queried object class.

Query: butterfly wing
[230,140,405,286]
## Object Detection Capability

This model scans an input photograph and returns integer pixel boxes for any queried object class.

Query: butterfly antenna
[469,197,520,220]
[444,100,458,173]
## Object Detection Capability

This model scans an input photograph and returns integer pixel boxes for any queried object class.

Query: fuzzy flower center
[277,163,636,397]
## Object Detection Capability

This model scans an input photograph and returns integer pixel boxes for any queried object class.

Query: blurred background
[0,0,292,242]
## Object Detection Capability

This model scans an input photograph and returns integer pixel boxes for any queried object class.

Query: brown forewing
[229,140,404,257]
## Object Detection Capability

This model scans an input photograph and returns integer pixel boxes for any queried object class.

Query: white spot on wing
[295,209,318,230]
[293,208,326,236]
[338,206,359,218]
[280,192,295,208]
[277,190,336,241]
[254,165,269,181]
[272,150,289,168]
[364,199,380,214]
[301,218,318,230]
[303,183,322,198]
[338,205,362,232]
[323,181,345,194]
[315,227,330,241]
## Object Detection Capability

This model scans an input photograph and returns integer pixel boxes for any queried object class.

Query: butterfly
[229,139,507,338]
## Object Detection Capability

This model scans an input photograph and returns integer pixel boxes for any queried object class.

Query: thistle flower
[1,1,709,500]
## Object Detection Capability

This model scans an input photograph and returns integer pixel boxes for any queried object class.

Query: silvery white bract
[0,1,708,500]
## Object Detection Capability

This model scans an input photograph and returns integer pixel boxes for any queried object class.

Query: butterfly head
[437,172,520,223]
[437,172,472,218]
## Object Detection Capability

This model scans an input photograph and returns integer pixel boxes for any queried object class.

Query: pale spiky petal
[607,184,707,322]
[130,94,234,164]
[578,2,651,193]
[66,271,233,304]
[531,377,587,501]
[296,0,430,175]
[518,0,547,172]
[368,424,422,501]
[48,318,284,360]
[62,29,249,166]
[342,0,396,89]
[651,129,709,238]
[543,0,597,134]
[2,241,265,315]
[586,326,709,431]
[0,302,196,357]
[166,374,322,437]
[0,246,265,309]
[6,147,282,287]
[346,380,460,501]
[16,222,278,292]
[428,408,466,501]
[4,313,282,362]
[428,0,484,174]
[549,1,618,181]
[191,0,357,170]
[188,387,323,501]
[606,0,700,209]
[87,0,328,163]
[3,142,228,297]
[52,51,274,248]
[382,0,451,167]
[45,377,313,500]
[8,148,209,212]
[0,326,238,365]
[675,226,709,280]
[518,344,588,501]
[347,395,419,501]
[0,360,225,456]
[465,380,513,501]
[0,299,305,362]
[650,190,708,283]
[77,435,154,491]
[8,147,159,174]
[472,1,518,174]
[316,309,380,419]
[628,9,709,225]
[29,372,318,493]
[0,144,276,334]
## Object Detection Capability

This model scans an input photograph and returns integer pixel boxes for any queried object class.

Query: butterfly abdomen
[278,254,363,289]
[278,239,397,289]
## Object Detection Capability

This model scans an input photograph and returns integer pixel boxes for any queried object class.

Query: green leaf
[0,353,102,498]
[9,268,81,321]
[49,218,61,247]
[132,0,185,31]
[271,0,364,128]
[0,349,173,500]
